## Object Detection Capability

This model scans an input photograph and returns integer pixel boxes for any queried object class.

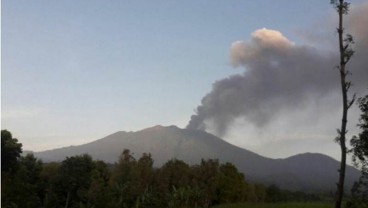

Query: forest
[3,0,368,207]
[2,129,323,208]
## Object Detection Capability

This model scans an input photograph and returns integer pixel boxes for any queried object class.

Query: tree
[15,154,44,207]
[330,0,355,207]
[1,129,22,173]
[266,185,283,203]
[215,162,247,204]
[135,153,154,192]
[134,153,155,206]
[154,159,192,207]
[109,149,141,208]
[192,159,220,206]
[351,95,368,168]
[348,94,368,207]
[39,162,62,207]
[1,130,24,207]
[2,153,44,208]
[87,160,111,208]
[109,150,158,208]
[59,154,95,208]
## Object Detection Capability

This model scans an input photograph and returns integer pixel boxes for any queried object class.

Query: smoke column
[187,4,368,137]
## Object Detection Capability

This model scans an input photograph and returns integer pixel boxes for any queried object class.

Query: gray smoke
[187,4,368,137]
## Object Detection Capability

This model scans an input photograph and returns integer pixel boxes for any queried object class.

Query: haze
[2,0,368,161]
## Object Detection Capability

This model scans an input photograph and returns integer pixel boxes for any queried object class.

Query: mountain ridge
[32,125,360,192]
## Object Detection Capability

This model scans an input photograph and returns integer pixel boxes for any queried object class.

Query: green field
[213,202,332,208]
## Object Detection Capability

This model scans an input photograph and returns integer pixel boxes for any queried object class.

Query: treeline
[2,130,322,208]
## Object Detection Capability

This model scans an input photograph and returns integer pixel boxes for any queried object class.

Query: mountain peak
[141,125,179,132]
[32,125,360,192]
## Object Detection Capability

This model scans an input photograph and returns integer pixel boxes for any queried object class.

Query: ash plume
[187,4,368,137]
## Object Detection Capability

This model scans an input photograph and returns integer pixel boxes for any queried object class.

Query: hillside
[33,125,359,192]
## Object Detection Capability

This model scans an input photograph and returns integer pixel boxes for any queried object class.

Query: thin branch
[348,94,357,109]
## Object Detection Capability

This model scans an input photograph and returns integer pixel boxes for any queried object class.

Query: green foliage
[246,183,267,202]
[1,130,328,208]
[331,0,351,15]
[213,202,332,208]
[351,95,368,165]
[158,159,192,191]
[59,154,95,207]
[216,163,248,204]
[192,159,221,205]
[39,162,62,207]
[2,154,43,208]
[1,129,22,172]
[87,160,111,208]
[266,185,283,202]
[348,94,368,207]
[109,149,141,207]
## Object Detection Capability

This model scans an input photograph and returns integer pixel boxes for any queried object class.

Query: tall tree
[331,0,355,208]
[87,160,111,208]
[1,130,44,208]
[349,94,368,207]
[1,130,24,207]
[1,129,22,173]
[351,95,368,168]
[12,154,44,208]
[59,154,95,208]
[40,162,62,207]
[215,162,247,204]
[109,149,139,208]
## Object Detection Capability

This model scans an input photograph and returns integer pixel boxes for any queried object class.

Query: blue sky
[2,0,367,159]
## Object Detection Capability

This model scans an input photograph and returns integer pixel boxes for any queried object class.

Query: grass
[212,202,332,208]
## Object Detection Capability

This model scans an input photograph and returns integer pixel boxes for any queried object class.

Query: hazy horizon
[2,0,368,161]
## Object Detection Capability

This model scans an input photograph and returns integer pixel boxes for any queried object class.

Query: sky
[2,0,368,161]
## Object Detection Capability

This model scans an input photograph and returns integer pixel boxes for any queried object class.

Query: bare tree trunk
[335,2,347,206]
[334,0,354,207]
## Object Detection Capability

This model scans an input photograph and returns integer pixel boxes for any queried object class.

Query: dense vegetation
[347,94,368,208]
[213,202,331,208]
[1,130,325,208]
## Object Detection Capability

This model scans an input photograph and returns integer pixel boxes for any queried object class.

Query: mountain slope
[33,125,359,192]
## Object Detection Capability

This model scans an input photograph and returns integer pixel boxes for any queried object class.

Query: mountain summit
[33,125,359,192]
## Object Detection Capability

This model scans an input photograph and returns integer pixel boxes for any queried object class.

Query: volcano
[32,125,359,192]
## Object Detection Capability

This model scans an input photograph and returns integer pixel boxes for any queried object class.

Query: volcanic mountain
[32,125,359,192]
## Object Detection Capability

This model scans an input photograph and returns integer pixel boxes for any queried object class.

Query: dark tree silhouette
[348,94,368,207]
[330,0,355,207]
[0,134,324,208]
[1,129,22,172]
[59,154,95,208]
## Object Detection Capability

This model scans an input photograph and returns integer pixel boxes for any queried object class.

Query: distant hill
[33,125,359,192]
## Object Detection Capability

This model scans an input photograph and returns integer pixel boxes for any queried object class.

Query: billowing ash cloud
[187,4,368,137]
